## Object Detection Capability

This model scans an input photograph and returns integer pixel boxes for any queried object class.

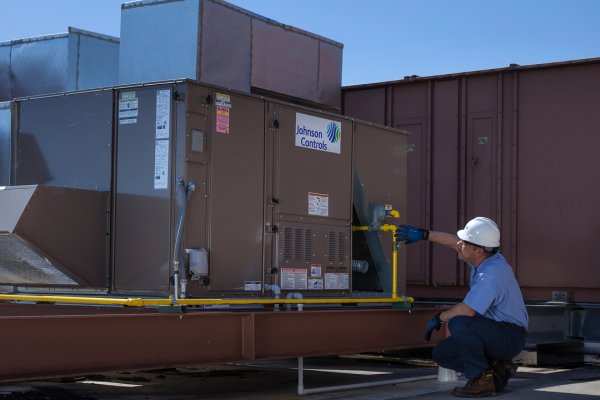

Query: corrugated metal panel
[343,59,600,302]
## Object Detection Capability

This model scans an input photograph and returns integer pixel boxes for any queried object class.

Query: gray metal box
[118,0,342,110]
[0,27,119,101]
[12,91,114,191]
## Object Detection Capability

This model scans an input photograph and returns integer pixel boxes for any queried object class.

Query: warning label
[281,268,308,290]
[216,106,230,134]
[308,192,329,216]
[308,279,324,290]
[325,273,349,290]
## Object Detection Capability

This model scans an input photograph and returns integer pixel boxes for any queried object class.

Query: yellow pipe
[0,294,172,307]
[389,210,400,218]
[0,293,413,307]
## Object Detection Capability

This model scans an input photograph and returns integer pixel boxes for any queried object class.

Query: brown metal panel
[207,91,265,292]
[465,75,498,220]
[270,105,352,294]
[15,91,113,191]
[393,82,429,121]
[0,306,440,381]
[252,20,319,103]
[15,187,109,287]
[0,186,108,288]
[466,115,496,218]
[343,59,600,302]
[353,123,407,294]
[113,86,174,294]
[343,88,386,124]
[200,0,252,92]
[430,80,461,286]
[318,41,342,109]
[274,106,352,221]
[516,64,600,293]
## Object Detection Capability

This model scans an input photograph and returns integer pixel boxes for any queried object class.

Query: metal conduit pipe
[286,292,304,311]
[172,178,186,303]
[172,179,195,303]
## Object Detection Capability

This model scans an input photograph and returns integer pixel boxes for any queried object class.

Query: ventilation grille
[328,231,347,264]
[282,227,314,262]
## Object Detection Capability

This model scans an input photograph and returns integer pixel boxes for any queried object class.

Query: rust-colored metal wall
[343,59,600,303]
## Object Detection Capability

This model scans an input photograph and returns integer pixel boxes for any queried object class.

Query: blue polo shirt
[463,253,529,329]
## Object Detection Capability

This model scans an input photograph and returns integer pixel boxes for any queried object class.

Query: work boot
[491,360,518,392]
[452,370,496,398]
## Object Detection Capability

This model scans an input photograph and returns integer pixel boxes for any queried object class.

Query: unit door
[113,87,174,294]
[207,91,266,293]
[269,105,353,294]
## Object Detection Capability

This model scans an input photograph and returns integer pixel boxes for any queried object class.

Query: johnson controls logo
[295,113,342,154]
[326,122,341,144]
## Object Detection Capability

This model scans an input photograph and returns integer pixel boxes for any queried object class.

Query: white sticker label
[281,268,308,290]
[308,192,329,217]
[216,93,231,108]
[325,273,349,290]
[308,279,324,290]
[156,90,171,139]
[295,112,341,154]
[310,264,322,277]
[244,281,261,291]
[154,140,169,189]
[119,92,138,124]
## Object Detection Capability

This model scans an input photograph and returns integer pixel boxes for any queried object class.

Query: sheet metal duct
[118,0,342,110]
[0,186,109,288]
[0,27,119,101]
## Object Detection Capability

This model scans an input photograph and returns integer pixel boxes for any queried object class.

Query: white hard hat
[457,217,500,248]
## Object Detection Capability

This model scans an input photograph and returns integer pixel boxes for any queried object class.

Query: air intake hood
[0,185,108,288]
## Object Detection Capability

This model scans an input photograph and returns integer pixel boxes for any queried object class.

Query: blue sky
[1,0,599,85]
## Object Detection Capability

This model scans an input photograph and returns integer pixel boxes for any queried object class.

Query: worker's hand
[395,224,429,244]
[424,312,443,341]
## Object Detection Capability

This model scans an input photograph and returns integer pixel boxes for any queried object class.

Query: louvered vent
[283,227,313,261]
[328,231,337,262]
[283,227,293,261]
[304,229,313,261]
[338,233,345,263]
[294,228,304,260]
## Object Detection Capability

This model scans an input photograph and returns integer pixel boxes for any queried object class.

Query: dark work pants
[432,315,526,380]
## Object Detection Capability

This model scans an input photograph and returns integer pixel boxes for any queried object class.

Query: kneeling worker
[395,217,528,397]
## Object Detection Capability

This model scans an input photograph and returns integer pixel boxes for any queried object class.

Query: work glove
[424,312,443,341]
[394,224,429,244]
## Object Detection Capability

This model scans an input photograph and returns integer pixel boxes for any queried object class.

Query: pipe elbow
[265,284,281,297]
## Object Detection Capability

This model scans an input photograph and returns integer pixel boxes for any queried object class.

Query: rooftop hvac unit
[0,81,406,299]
